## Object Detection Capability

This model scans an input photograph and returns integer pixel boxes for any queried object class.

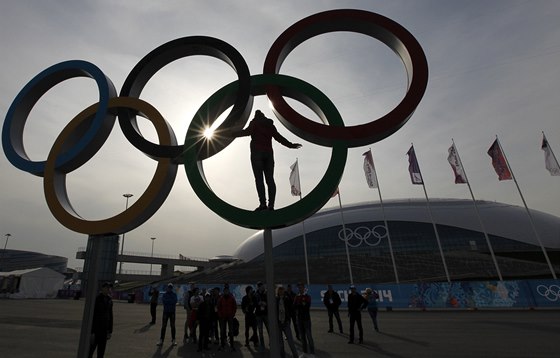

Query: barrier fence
[126,279,560,309]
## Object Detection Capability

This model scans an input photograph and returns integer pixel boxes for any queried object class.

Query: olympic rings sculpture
[2,9,428,234]
[338,225,387,248]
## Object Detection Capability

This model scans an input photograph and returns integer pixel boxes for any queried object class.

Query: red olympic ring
[263,9,428,147]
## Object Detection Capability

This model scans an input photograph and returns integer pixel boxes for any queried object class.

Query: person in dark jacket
[229,109,302,211]
[347,285,367,344]
[157,283,178,347]
[276,285,299,358]
[285,284,299,340]
[149,286,159,325]
[254,281,269,351]
[183,282,196,343]
[293,282,315,355]
[241,285,258,347]
[323,284,343,333]
[196,293,213,352]
[89,281,113,358]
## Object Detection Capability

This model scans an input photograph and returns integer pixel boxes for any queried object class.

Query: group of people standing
[148,281,380,356]
[241,281,315,357]
[150,282,238,352]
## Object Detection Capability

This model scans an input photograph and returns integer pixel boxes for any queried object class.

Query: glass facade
[249,221,558,283]
[0,249,67,274]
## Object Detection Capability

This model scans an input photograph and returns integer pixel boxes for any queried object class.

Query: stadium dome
[0,249,68,274]
[233,199,560,283]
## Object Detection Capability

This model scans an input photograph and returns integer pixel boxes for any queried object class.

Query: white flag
[447,144,468,184]
[542,134,560,176]
[289,161,301,196]
[363,150,378,189]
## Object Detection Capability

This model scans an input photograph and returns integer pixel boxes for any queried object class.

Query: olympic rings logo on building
[536,285,560,302]
[2,10,428,234]
[338,225,387,248]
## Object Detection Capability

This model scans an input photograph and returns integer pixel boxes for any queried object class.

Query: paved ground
[1,299,559,357]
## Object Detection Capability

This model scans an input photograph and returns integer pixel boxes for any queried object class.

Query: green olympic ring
[183,74,347,229]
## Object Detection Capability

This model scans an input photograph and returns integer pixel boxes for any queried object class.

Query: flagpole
[452,139,503,281]
[411,143,451,283]
[292,158,311,286]
[337,191,354,285]
[496,136,557,279]
[369,149,399,283]
[298,195,311,287]
[421,183,451,283]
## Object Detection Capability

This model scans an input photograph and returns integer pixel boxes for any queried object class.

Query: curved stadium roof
[233,198,560,262]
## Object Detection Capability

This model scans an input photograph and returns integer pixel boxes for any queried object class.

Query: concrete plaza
[0,299,558,357]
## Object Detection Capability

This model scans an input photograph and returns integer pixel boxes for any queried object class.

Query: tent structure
[0,267,65,299]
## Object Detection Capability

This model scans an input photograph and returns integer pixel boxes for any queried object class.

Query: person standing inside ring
[229,110,302,211]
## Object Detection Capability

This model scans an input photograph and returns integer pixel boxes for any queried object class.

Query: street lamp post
[118,193,133,275]
[2,234,12,271]
[150,237,156,275]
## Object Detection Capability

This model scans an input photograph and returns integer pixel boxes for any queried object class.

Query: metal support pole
[77,234,118,358]
[76,235,102,358]
[150,237,156,275]
[119,193,133,275]
[264,229,280,358]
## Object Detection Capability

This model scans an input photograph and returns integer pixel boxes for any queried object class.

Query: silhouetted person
[276,285,299,358]
[347,285,367,344]
[196,293,213,352]
[217,284,237,351]
[323,284,343,333]
[254,281,269,351]
[89,282,113,358]
[365,288,380,332]
[241,285,258,347]
[285,284,300,340]
[149,286,159,325]
[157,283,178,347]
[230,110,302,210]
[293,282,315,355]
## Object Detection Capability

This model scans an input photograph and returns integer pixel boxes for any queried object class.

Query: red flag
[487,139,512,181]
[406,145,423,184]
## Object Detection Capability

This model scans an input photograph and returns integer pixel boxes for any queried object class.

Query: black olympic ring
[2,9,428,234]
[338,225,387,248]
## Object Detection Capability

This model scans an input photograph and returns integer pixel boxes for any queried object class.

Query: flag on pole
[447,144,467,184]
[289,160,301,196]
[541,134,560,176]
[363,149,378,188]
[406,145,423,184]
[487,139,512,181]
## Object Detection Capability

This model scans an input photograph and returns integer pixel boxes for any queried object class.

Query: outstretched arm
[273,131,302,149]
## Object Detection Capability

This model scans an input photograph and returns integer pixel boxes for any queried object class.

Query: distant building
[0,249,67,274]
[231,199,560,283]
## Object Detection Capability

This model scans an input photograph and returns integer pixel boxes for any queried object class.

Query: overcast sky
[1,0,559,271]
